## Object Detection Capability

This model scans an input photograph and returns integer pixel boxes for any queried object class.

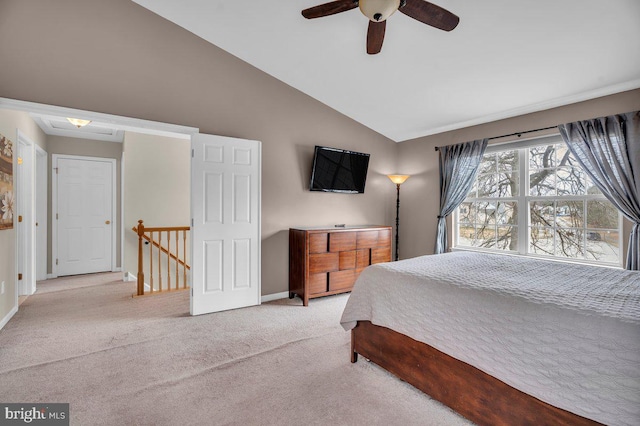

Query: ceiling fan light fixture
[66,117,92,128]
[359,0,400,21]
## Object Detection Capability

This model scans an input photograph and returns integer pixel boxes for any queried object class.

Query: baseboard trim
[261,291,289,303]
[0,305,18,331]
[47,274,58,279]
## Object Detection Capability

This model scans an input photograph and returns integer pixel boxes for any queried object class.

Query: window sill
[450,246,624,270]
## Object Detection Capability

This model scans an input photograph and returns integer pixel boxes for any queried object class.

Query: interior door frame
[35,145,47,281]
[16,130,36,295]
[51,154,117,278]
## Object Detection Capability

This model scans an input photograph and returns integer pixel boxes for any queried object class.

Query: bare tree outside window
[455,143,620,265]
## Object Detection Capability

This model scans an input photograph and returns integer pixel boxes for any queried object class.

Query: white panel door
[57,157,113,276]
[191,134,261,315]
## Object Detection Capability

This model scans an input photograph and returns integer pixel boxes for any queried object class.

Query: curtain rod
[434,125,558,151]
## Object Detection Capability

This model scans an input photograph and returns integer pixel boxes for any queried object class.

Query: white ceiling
[132,0,640,142]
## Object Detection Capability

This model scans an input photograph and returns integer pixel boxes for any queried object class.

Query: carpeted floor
[0,273,473,426]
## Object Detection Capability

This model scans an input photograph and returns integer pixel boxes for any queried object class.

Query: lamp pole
[387,175,410,261]
[394,183,401,261]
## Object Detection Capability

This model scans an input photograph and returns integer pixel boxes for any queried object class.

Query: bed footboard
[351,320,602,426]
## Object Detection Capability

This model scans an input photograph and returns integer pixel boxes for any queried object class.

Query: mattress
[340,252,640,426]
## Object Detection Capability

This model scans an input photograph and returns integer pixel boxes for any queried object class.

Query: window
[454,136,621,266]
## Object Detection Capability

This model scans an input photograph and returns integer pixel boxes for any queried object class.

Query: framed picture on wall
[0,134,14,230]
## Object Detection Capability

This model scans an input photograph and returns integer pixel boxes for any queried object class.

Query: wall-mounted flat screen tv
[310,146,370,194]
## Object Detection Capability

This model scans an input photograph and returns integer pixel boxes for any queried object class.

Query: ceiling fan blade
[399,0,459,31]
[302,0,358,19]
[367,20,386,55]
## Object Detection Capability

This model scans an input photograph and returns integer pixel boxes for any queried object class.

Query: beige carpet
[0,273,473,426]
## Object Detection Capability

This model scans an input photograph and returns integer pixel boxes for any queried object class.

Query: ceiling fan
[302,0,459,54]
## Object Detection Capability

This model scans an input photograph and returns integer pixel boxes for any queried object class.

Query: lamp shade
[359,0,400,21]
[387,174,410,185]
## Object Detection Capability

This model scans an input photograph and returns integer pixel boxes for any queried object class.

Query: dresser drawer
[371,247,391,264]
[309,252,339,274]
[377,229,392,247]
[329,232,356,252]
[339,250,356,270]
[309,233,328,253]
[309,273,328,294]
[356,230,379,249]
[329,270,356,291]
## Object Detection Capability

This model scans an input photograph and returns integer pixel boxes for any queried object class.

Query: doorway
[52,155,116,277]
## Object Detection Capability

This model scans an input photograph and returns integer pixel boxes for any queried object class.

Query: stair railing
[133,220,190,296]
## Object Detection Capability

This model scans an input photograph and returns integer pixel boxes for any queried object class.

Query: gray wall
[0,0,397,297]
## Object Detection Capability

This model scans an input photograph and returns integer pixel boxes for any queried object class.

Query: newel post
[137,220,145,296]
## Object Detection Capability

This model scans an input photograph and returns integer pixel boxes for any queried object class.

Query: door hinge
[18,215,23,223]
[56,259,59,265]
[56,213,59,220]
[191,218,194,227]
[18,273,22,280]
[54,167,59,174]
[191,149,194,158]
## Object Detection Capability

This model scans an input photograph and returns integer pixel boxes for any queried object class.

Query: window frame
[452,134,624,268]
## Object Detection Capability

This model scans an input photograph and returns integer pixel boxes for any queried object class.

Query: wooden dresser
[289,226,392,306]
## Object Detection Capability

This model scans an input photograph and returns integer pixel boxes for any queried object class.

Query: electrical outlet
[1,281,5,295]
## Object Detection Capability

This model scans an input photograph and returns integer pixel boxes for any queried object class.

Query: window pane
[587,200,618,229]
[586,230,620,263]
[458,202,476,224]
[529,227,554,255]
[458,226,476,247]
[497,202,517,225]
[529,169,555,196]
[476,202,497,226]
[555,145,573,167]
[530,201,554,227]
[496,173,518,197]
[477,173,498,197]
[478,154,496,175]
[475,226,496,248]
[556,201,584,228]
[555,229,584,259]
[556,167,586,195]
[529,145,556,168]
[497,226,518,251]
[586,176,602,195]
[497,150,518,172]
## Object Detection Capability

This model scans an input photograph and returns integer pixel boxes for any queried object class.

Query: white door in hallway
[191,134,261,315]
[55,156,114,276]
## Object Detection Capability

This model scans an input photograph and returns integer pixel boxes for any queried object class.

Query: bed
[340,252,640,426]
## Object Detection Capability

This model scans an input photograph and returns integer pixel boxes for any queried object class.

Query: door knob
[105,220,111,225]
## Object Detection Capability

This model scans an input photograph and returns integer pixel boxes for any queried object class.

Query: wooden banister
[132,226,191,270]
[133,220,190,296]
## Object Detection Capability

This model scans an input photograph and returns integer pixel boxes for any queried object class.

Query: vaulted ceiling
[133,1,640,142]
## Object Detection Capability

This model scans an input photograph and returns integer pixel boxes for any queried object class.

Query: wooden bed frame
[351,321,603,426]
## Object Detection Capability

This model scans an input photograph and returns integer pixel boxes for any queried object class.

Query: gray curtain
[435,139,488,254]
[558,111,640,270]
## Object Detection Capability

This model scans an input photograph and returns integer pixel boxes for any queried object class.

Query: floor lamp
[387,174,410,261]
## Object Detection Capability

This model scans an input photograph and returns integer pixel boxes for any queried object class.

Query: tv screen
[310,146,370,193]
